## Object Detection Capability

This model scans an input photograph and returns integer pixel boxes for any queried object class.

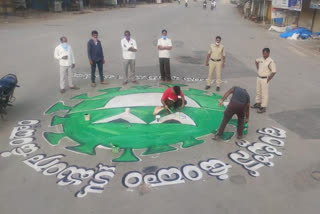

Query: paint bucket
[84,114,90,121]
[156,115,160,122]
[111,144,120,154]
[125,108,130,114]
[243,123,248,135]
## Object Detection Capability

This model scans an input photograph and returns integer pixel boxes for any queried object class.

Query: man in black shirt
[87,30,108,87]
[213,87,250,140]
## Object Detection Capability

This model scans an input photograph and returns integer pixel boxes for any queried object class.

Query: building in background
[298,0,320,32]
[271,0,301,26]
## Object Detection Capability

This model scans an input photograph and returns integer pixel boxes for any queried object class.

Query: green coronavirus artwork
[44,84,244,162]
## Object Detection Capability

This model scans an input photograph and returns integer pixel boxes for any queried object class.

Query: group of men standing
[54,32,277,140]
[54,29,173,92]
[203,36,276,114]
[207,43,276,140]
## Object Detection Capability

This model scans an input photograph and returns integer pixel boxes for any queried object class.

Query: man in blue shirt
[87,30,108,87]
[213,87,250,140]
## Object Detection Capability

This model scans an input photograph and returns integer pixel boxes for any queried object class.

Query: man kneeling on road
[161,86,186,113]
[213,86,250,140]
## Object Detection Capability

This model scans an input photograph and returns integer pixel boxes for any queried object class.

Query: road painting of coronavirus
[44,85,244,162]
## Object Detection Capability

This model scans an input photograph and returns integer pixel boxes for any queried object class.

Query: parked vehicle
[0,74,19,119]
[211,0,216,10]
[203,0,207,9]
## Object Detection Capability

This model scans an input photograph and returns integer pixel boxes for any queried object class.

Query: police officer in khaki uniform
[251,48,276,113]
[205,36,226,91]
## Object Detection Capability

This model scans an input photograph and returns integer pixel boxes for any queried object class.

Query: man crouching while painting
[161,86,186,113]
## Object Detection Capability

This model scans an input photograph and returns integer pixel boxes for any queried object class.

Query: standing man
[205,36,226,91]
[121,30,138,85]
[161,86,186,112]
[54,36,79,94]
[87,30,108,87]
[251,48,276,113]
[213,87,250,140]
[157,29,173,82]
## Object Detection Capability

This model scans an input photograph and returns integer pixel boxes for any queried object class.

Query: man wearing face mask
[205,36,226,91]
[121,30,138,85]
[54,36,79,94]
[157,29,173,82]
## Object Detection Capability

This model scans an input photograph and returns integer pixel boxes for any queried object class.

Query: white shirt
[54,43,75,66]
[157,38,172,58]
[121,38,138,60]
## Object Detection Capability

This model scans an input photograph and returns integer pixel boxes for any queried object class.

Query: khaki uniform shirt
[256,57,276,77]
[208,44,225,60]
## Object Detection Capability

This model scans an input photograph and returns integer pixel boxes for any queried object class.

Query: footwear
[70,86,79,90]
[132,80,138,84]
[205,85,210,90]
[166,80,172,83]
[91,83,96,87]
[257,107,266,113]
[216,87,220,92]
[100,80,108,85]
[212,134,221,141]
[123,81,128,85]
[237,135,243,140]
[60,89,66,94]
[251,103,261,109]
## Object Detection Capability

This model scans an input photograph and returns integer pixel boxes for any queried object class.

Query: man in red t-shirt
[161,86,186,111]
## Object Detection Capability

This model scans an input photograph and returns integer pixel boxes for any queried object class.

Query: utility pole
[262,0,266,25]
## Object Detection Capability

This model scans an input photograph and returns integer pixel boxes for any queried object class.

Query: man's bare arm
[205,54,210,66]
[267,72,276,83]
[218,87,234,106]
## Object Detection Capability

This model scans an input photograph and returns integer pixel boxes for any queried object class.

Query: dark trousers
[159,58,171,81]
[91,60,104,83]
[217,102,245,137]
[165,99,187,109]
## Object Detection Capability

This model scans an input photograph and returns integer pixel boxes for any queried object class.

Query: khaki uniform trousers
[60,65,74,90]
[207,61,222,87]
[255,77,269,108]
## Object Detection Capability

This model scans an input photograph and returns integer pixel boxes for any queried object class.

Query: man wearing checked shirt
[205,36,226,92]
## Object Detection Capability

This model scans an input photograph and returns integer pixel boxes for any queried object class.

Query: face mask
[125,36,130,40]
[162,35,167,39]
[216,42,220,46]
[61,43,68,50]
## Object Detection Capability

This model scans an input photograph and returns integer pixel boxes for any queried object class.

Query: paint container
[111,144,120,154]
[243,123,248,135]
[223,101,229,107]
[156,115,160,122]
[84,114,90,121]
[125,108,130,114]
